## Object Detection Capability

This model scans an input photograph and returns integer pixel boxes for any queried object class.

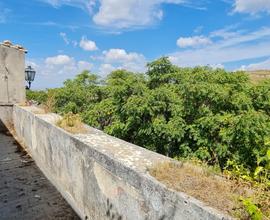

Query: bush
[29,58,270,177]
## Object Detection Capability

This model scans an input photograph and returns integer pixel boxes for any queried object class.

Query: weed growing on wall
[56,112,87,134]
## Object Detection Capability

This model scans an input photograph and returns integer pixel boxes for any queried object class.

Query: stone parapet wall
[13,105,232,220]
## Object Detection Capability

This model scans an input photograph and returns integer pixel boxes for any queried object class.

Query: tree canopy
[27,57,270,175]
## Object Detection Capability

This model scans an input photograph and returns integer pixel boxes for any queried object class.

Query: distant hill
[246,69,270,83]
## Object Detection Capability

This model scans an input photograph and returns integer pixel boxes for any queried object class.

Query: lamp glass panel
[25,71,30,81]
[30,71,36,81]
[25,66,36,82]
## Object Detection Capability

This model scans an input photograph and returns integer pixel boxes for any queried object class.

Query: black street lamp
[25,66,36,89]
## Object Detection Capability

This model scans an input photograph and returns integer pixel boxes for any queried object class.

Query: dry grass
[18,101,47,114]
[29,93,55,114]
[247,70,270,75]
[56,113,87,134]
[247,70,270,83]
[41,92,56,113]
[149,162,255,217]
[18,101,31,106]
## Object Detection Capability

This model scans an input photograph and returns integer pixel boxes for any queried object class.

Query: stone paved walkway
[0,130,80,220]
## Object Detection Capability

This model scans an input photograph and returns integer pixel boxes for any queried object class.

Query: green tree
[27,59,270,174]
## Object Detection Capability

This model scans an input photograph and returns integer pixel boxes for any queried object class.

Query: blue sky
[0,0,270,89]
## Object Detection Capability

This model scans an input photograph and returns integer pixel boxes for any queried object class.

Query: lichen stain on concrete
[94,162,147,219]
[94,162,141,200]
[76,133,160,171]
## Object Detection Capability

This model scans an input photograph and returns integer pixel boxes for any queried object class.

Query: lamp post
[25,66,36,89]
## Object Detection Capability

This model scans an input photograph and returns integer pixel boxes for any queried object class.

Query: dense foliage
[27,57,270,181]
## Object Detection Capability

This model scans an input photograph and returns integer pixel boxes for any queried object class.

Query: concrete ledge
[13,105,232,220]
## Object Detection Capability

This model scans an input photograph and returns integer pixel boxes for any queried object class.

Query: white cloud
[209,24,242,39]
[79,36,98,51]
[209,63,224,69]
[233,0,270,14]
[99,63,116,75]
[103,48,144,63]
[93,0,186,29]
[59,32,78,46]
[59,32,69,44]
[170,27,270,67]
[42,0,196,30]
[77,60,93,70]
[26,61,40,70]
[41,0,96,13]
[44,55,93,74]
[240,58,270,71]
[97,48,147,74]
[45,54,72,65]
[27,55,93,89]
[120,60,146,73]
[177,36,212,48]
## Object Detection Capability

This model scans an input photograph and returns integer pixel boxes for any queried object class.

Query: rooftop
[0,129,80,219]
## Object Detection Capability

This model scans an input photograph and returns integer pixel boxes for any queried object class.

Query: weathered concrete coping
[13,105,233,220]
[0,40,27,53]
